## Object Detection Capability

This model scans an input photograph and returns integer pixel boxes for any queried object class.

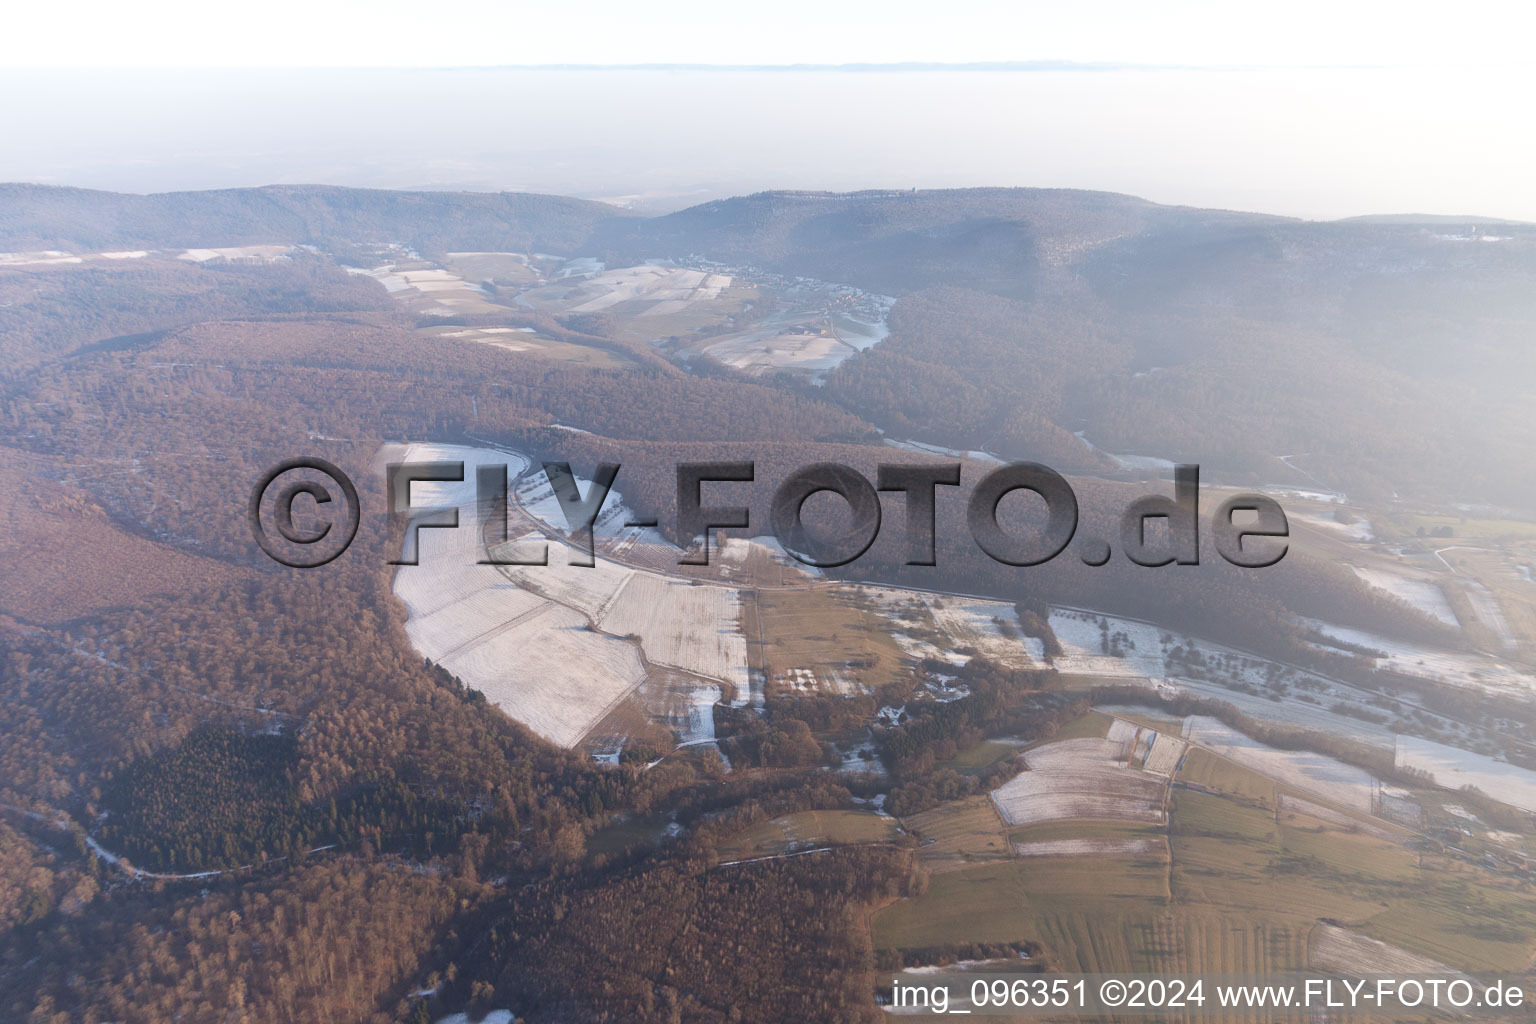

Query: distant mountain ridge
[6,182,1532,285]
[0,183,631,255]
[5,182,1534,506]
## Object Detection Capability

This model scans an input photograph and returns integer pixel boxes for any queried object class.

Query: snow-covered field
[598,574,750,698]
[1049,609,1171,678]
[1353,566,1460,627]
[1072,431,1177,472]
[0,250,84,265]
[1308,924,1456,976]
[1013,838,1163,857]
[393,501,646,747]
[882,438,1004,464]
[513,464,637,541]
[385,442,747,745]
[695,294,891,375]
[518,262,732,315]
[493,555,632,620]
[703,328,852,372]
[990,737,1167,826]
[1181,716,1378,812]
[1290,509,1374,541]
[178,245,293,263]
[425,325,541,352]
[1303,617,1535,698]
[714,534,822,579]
[1141,732,1188,777]
[1394,735,1536,812]
[349,264,497,314]
[671,679,724,746]
[920,595,1039,668]
[1105,716,1138,751]
[2,248,158,265]
[1104,716,1186,777]
[1463,581,1516,647]
[440,603,646,746]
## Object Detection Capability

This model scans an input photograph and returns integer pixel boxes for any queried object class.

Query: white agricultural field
[602,525,685,568]
[350,264,499,313]
[703,329,852,372]
[513,464,639,541]
[829,311,888,350]
[383,442,753,734]
[436,1011,515,1024]
[1463,581,1516,646]
[882,438,1004,465]
[1013,838,1164,857]
[1093,684,1394,758]
[491,555,633,621]
[920,595,1038,668]
[1181,716,1378,813]
[385,443,652,747]
[1048,609,1172,678]
[1105,717,1139,750]
[178,245,293,262]
[1270,486,1348,505]
[1302,617,1535,698]
[1055,605,1303,692]
[718,534,800,565]
[1147,679,1394,749]
[1141,733,1188,777]
[435,602,646,748]
[1307,924,1456,976]
[393,524,645,747]
[519,263,732,315]
[1072,431,1177,472]
[1289,509,1374,541]
[0,250,84,265]
[598,573,750,698]
[853,586,967,665]
[712,534,822,579]
[401,579,548,661]
[424,326,539,351]
[1394,735,1536,812]
[990,737,1168,826]
[348,266,409,292]
[652,675,723,747]
[890,631,968,667]
[382,441,530,518]
[1353,565,1460,627]
[1104,716,1185,775]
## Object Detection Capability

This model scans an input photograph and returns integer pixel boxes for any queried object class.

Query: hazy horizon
[4,65,1533,221]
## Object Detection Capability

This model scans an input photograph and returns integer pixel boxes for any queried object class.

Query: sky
[5,0,1532,69]
[2,1,1533,220]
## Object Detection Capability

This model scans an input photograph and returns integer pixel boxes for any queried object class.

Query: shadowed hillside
[0,183,631,254]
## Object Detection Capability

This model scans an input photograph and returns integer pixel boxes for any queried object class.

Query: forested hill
[0,183,631,254]
[8,182,1536,505]
[590,186,1284,295]
[597,188,1536,507]
[597,186,1536,299]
